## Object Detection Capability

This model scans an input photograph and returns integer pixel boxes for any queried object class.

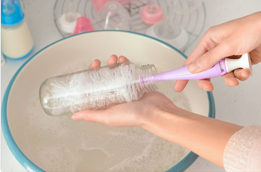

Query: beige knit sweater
[223,125,261,172]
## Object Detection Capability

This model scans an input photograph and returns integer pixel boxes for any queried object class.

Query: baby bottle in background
[1,0,34,59]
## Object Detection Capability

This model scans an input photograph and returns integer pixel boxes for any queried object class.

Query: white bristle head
[44,63,144,116]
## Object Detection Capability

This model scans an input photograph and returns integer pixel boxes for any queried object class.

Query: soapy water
[25,59,191,171]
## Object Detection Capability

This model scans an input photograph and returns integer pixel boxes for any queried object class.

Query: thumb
[71,109,110,124]
[188,40,233,73]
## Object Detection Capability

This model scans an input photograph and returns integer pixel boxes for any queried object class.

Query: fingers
[196,70,248,90]
[196,64,250,90]
[71,109,110,124]
[107,55,129,65]
[183,26,224,66]
[119,56,129,63]
[220,69,249,87]
[89,59,101,69]
[197,79,214,91]
[174,27,222,92]
[188,39,233,73]
[107,54,118,65]
[234,69,250,81]
[89,55,129,70]
[176,69,249,91]
[221,72,239,87]
[174,80,189,92]
[175,79,213,92]
[183,37,209,66]
[250,50,261,65]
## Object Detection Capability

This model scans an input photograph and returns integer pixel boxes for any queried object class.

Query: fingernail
[89,63,94,68]
[203,86,207,91]
[188,62,200,72]
[241,72,247,78]
[229,82,234,87]
[71,115,81,121]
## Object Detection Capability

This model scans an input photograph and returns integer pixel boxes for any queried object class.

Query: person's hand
[175,12,261,92]
[71,55,175,127]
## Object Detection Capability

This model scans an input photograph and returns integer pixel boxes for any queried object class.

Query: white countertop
[1,0,261,171]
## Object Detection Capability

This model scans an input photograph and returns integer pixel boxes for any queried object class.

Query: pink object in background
[91,0,135,11]
[141,3,163,25]
[73,17,94,35]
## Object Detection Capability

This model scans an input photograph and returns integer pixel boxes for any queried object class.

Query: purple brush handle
[153,59,227,81]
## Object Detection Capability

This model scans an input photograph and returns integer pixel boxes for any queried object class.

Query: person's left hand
[71,55,175,128]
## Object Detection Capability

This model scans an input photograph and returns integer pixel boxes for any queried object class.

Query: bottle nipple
[141,0,163,25]
[94,1,132,31]
[2,0,16,15]
[73,17,94,35]
[65,2,77,22]
[1,0,24,26]
[58,1,81,34]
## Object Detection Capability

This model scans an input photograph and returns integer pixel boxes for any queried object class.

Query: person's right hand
[175,12,261,92]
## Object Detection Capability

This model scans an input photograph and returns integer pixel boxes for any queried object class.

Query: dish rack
[53,0,206,53]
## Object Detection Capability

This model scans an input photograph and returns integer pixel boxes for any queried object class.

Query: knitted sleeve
[223,125,261,172]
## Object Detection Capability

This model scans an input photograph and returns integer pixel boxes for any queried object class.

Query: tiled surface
[1,0,261,171]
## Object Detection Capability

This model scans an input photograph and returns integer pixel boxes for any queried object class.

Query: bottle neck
[139,64,158,92]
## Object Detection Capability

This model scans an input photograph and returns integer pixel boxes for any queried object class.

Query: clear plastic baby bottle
[40,62,158,116]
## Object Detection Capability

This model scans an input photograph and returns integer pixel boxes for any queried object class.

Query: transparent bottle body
[40,62,157,116]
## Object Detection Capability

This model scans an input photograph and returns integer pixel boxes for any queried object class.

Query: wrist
[139,103,182,130]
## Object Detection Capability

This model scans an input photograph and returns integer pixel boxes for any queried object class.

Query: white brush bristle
[45,63,143,116]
